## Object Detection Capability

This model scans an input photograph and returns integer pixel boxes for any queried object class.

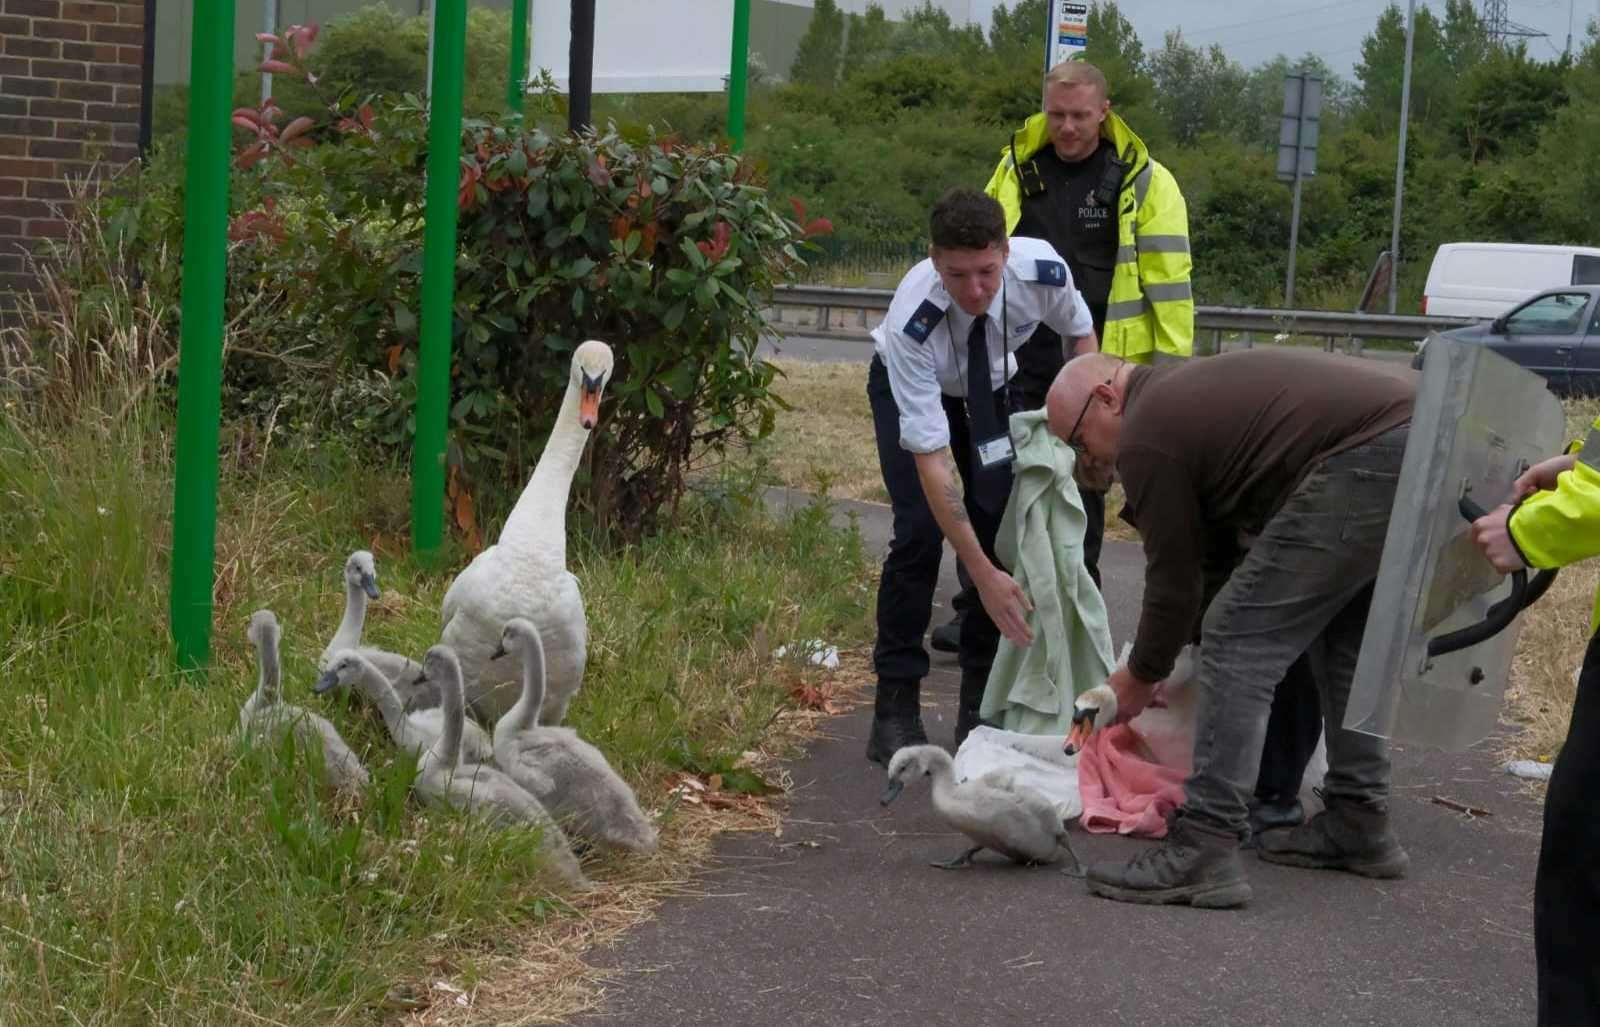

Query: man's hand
[1512,453,1578,501]
[1471,504,1527,574]
[1107,664,1159,724]
[975,565,1034,647]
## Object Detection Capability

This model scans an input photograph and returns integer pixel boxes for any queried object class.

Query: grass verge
[0,387,874,1025]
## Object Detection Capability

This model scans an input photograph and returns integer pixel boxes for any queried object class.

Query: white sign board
[1048,0,1089,68]
[532,0,735,94]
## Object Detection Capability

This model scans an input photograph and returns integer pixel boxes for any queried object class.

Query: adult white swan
[440,339,613,724]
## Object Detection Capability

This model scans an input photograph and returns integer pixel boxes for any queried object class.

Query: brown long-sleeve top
[1117,349,1417,682]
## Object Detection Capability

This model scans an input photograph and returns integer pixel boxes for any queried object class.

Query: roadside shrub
[64,24,831,544]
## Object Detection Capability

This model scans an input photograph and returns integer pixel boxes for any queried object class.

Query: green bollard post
[507,0,529,112]
[169,0,236,672]
[727,0,750,151]
[413,0,468,562]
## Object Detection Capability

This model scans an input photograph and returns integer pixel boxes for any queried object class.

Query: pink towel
[1076,722,1190,839]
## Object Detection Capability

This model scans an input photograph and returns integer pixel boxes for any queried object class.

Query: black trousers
[1254,652,1324,801]
[1198,536,1325,803]
[1536,627,1600,1025]
[868,355,1007,691]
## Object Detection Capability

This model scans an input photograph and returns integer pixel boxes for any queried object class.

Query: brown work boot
[1256,793,1409,879]
[1085,813,1252,909]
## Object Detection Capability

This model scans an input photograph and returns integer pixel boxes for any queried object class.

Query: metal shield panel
[1343,335,1568,751]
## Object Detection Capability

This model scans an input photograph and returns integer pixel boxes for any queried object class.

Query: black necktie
[965,313,1010,513]
[967,313,1000,440]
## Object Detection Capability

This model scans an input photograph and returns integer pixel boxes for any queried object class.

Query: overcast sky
[970,0,1599,79]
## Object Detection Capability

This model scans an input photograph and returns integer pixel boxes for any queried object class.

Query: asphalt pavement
[569,489,1543,1027]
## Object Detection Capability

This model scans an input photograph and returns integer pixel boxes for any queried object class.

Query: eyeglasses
[1065,375,1115,452]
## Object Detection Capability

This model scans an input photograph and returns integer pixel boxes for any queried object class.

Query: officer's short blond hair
[1044,60,1108,100]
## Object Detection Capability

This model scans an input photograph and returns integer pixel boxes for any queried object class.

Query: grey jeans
[1185,424,1409,839]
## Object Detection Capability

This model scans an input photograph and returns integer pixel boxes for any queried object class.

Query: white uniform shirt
[871,236,1094,454]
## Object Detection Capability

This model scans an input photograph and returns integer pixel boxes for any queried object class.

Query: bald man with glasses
[1045,348,1417,909]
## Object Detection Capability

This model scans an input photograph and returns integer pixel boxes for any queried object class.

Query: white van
[1422,242,1600,319]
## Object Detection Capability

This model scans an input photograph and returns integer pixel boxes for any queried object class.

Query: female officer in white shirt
[866,187,1097,764]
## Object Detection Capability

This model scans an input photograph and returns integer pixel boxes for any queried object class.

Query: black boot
[1085,811,1252,909]
[930,613,962,654]
[1257,793,1409,878]
[1242,795,1306,850]
[867,678,927,766]
[953,670,989,750]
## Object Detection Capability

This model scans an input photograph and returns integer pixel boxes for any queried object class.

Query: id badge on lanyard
[976,432,1015,470]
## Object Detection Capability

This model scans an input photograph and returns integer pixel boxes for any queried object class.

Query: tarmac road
[570,490,1542,1027]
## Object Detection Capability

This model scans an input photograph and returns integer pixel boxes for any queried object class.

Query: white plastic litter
[952,725,1083,822]
[773,639,839,669]
[1505,760,1555,781]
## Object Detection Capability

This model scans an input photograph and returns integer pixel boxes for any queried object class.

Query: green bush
[85,27,829,545]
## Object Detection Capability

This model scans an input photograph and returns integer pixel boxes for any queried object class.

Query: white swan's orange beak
[578,371,605,430]
[1063,707,1097,756]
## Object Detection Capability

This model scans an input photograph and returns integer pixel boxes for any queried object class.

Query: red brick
[0,56,28,76]
[33,19,88,41]
[0,116,54,136]
[110,121,136,143]
[3,76,56,98]
[1,272,45,293]
[29,138,82,161]
[115,1,138,22]
[88,62,136,85]
[58,80,112,103]
[54,120,106,140]
[0,14,26,32]
[0,252,22,271]
[23,177,68,199]
[115,44,139,64]
[0,220,25,238]
[85,102,136,124]
[63,1,118,21]
[5,36,60,59]
[2,0,60,17]
[0,157,54,177]
[61,42,119,62]
[31,59,86,81]
[25,219,70,240]
[0,137,25,157]
[1,197,55,220]
[0,175,21,193]
[30,98,81,119]
[113,84,139,105]
[88,22,139,45]
[101,143,134,164]
[0,94,23,116]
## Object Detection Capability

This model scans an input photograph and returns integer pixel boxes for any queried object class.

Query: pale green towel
[979,408,1116,735]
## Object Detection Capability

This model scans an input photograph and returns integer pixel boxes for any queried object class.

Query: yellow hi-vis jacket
[984,110,1194,364]
[1509,414,1600,635]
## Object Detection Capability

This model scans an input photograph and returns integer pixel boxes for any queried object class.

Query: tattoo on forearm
[940,449,969,525]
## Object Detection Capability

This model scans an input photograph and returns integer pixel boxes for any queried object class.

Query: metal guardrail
[770,284,1477,350]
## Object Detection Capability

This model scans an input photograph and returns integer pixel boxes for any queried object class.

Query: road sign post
[1278,70,1322,308]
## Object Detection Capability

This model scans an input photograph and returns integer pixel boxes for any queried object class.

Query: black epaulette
[903,300,945,344]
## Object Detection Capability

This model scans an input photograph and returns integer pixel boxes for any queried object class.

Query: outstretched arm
[912,448,1033,647]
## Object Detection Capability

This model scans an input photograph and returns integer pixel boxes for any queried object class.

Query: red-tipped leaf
[279,115,315,143]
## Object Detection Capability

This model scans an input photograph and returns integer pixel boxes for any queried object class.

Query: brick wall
[0,0,144,315]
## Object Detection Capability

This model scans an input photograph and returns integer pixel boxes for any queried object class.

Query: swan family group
[235,340,652,891]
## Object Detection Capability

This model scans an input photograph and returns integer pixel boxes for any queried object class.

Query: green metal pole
[169,0,235,672]
[507,0,529,112]
[727,0,750,151]
[413,0,467,561]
